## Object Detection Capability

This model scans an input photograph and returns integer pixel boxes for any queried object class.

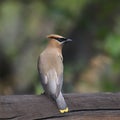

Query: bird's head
[47,34,72,45]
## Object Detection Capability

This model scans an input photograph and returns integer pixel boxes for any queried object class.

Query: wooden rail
[0,93,120,120]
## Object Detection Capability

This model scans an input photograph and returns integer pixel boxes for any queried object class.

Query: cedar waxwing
[37,34,72,113]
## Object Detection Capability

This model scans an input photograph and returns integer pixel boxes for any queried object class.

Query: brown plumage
[38,34,72,113]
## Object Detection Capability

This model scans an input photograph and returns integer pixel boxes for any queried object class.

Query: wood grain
[0,93,120,120]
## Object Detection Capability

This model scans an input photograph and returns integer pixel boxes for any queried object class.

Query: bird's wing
[38,54,63,98]
[37,56,48,85]
[56,73,63,98]
[45,69,63,98]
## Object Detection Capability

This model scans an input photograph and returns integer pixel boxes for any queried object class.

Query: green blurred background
[0,0,120,95]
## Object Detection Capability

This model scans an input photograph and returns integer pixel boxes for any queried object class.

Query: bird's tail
[56,92,69,113]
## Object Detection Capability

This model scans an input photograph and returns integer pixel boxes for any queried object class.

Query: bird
[37,34,72,113]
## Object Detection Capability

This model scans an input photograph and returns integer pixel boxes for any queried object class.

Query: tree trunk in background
[0,48,14,95]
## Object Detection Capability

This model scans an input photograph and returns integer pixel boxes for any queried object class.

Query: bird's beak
[66,39,72,42]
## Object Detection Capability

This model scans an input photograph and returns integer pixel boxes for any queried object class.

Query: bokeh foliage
[0,0,120,95]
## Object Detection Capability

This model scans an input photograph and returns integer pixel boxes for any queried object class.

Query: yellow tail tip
[59,107,69,113]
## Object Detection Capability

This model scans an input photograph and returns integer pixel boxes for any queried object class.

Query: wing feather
[38,50,63,98]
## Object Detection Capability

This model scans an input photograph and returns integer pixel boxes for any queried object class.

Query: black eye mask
[55,38,67,42]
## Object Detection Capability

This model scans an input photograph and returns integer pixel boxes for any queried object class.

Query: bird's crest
[47,34,72,44]
[47,34,63,39]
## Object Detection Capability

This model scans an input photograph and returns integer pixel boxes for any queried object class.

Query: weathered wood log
[0,93,120,120]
